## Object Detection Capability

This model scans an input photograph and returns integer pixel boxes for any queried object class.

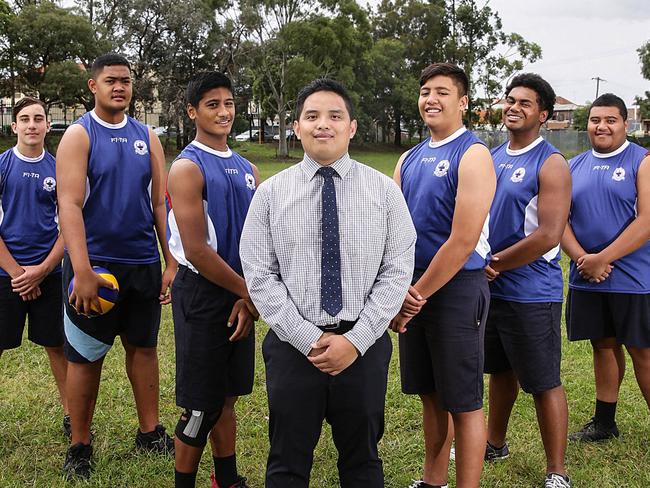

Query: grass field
[1,140,650,487]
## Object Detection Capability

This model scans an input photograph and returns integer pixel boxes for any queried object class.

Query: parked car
[235,130,258,141]
[273,129,295,141]
[49,123,69,133]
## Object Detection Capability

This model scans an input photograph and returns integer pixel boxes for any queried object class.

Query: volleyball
[68,266,119,316]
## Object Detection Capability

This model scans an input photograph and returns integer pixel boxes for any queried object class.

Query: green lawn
[1,140,650,487]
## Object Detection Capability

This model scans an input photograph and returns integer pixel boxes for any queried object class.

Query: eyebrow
[205,98,234,104]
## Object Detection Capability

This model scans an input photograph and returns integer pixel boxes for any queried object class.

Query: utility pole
[591,76,606,99]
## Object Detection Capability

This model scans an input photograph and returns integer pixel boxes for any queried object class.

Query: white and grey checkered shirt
[240,153,416,356]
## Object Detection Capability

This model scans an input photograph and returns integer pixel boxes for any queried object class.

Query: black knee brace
[175,408,221,448]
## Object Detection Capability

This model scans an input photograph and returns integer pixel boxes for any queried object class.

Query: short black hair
[589,93,628,120]
[295,78,355,120]
[12,96,47,121]
[91,53,131,78]
[505,73,556,121]
[419,62,469,97]
[185,71,234,108]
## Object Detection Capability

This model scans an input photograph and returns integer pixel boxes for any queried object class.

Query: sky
[485,0,649,106]
[367,0,649,106]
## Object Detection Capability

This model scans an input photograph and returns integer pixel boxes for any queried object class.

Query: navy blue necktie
[318,166,342,316]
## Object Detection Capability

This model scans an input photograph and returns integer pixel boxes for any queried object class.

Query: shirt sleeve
[240,183,323,356]
[343,180,416,355]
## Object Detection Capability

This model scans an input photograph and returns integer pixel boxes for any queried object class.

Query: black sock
[175,469,197,488]
[213,454,238,487]
[594,399,617,427]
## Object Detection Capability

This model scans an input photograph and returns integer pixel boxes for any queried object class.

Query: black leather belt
[317,319,357,334]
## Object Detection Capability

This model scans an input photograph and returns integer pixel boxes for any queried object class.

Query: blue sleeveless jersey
[569,141,650,293]
[0,147,60,276]
[400,127,490,271]
[76,110,159,264]
[488,137,563,302]
[167,141,256,275]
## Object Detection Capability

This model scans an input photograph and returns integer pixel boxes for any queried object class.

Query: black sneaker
[408,481,448,488]
[62,415,71,439]
[568,417,619,442]
[544,472,572,487]
[135,424,175,455]
[211,472,251,488]
[485,441,510,461]
[63,442,92,480]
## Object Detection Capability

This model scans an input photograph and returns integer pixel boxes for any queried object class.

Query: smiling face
[11,102,49,150]
[503,86,548,133]
[587,105,628,153]
[88,64,132,114]
[188,87,235,144]
[418,75,467,136]
[294,90,357,165]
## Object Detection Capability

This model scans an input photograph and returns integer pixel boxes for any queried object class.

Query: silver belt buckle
[322,321,340,331]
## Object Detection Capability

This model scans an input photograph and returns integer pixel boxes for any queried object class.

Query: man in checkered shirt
[240,78,416,487]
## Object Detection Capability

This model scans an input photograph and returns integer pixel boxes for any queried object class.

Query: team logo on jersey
[612,167,625,181]
[510,167,526,183]
[133,139,148,155]
[245,173,256,190]
[42,177,56,192]
[433,160,450,177]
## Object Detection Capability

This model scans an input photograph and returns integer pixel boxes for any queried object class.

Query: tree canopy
[0,0,544,149]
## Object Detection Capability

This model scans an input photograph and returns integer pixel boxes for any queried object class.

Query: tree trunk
[393,107,402,146]
[277,94,288,158]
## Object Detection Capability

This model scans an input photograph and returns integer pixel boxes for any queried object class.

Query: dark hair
[295,78,355,120]
[12,96,47,121]
[505,73,556,121]
[185,71,233,108]
[91,53,131,78]
[589,93,627,120]
[419,62,469,97]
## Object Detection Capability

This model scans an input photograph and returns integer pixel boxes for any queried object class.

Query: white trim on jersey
[524,195,560,262]
[12,146,45,163]
[475,213,491,259]
[89,109,127,129]
[592,140,629,159]
[167,201,218,273]
[190,140,232,158]
[505,136,544,156]
[428,126,467,148]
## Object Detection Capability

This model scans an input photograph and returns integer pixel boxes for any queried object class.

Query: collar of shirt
[300,152,354,180]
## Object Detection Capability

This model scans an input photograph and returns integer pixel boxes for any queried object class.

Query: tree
[571,104,590,131]
[638,40,650,80]
[371,0,449,145]
[10,1,101,101]
[448,0,541,128]
[636,40,650,121]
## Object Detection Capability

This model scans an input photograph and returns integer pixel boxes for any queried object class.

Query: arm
[578,156,650,280]
[167,158,256,340]
[309,181,417,374]
[490,154,571,273]
[561,223,586,262]
[148,128,177,304]
[391,150,427,318]
[56,125,113,314]
[240,185,324,356]
[415,144,496,298]
[11,234,64,297]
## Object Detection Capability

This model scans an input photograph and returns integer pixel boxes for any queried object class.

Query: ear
[539,110,549,124]
[88,78,97,94]
[293,120,300,140]
[349,119,358,139]
[10,122,17,135]
[187,104,196,120]
[460,94,469,111]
